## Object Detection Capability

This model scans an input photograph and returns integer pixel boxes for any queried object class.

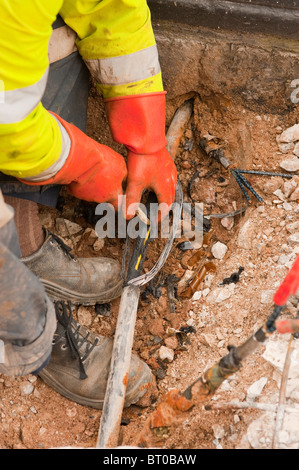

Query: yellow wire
[135,227,151,270]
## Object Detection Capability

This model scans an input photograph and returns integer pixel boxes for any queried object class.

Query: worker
[0,0,177,409]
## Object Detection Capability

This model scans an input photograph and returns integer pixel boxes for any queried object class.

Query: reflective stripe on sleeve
[0,69,49,124]
[21,114,71,182]
[85,45,161,86]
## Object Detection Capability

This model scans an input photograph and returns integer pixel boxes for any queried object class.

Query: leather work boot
[22,229,123,305]
[38,301,155,409]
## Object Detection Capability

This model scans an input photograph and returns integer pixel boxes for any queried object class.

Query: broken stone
[158,345,174,362]
[220,380,232,391]
[211,241,228,259]
[202,287,210,297]
[207,286,232,303]
[279,157,299,173]
[273,189,286,201]
[263,179,282,195]
[93,238,105,251]
[290,186,299,201]
[77,306,92,327]
[191,291,201,301]
[262,334,299,377]
[283,179,297,198]
[237,218,256,250]
[247,412,274,449]
[278,142,295,154]
[282,202,293,211]
[212,424,226,439]
[64,219,83,235]
[164,336,178,350]
[278,124,299,143]
[277,254,290,265]
[287,233,299,245]
[294,142,299,157]
[55,218,69,237]
[246,377,268,403]
[55,218,83,237]
[199,333,217,347]
[20,383,34,396]
[221,217,234,230]
[148,318,165,337]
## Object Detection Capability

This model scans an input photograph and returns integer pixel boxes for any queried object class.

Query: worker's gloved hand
[19,113,127,211]
[104,92,177,220]
[125,148,177,220]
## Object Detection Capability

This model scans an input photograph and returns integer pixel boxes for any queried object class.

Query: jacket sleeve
[59,0,164,99]
[0,0,66,179]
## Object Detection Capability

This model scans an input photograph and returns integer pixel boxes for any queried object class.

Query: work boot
[38,301,155,409]
[22,229,123,305]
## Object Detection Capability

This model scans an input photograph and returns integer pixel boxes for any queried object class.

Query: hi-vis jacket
[0,0,163,180]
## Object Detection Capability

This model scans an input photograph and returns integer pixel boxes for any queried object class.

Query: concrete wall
[148,1,299,116]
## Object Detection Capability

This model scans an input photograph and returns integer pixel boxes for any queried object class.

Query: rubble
[236,218,256,250]
[20,382,34,396]
[158,346,175,363]
[246,377,268,403]
[279,157,299,173]
[293,142,299,157]
[2,91,299,452]
[211,241,228,259]
[55,218,83,237]
[77,306,93,327]
[278,124,299,143]
[221,216,234,230]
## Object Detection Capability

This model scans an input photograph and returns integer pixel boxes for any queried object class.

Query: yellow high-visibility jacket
[0,0,163,179]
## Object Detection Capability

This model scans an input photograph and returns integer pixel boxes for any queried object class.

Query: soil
[1,85,299,451]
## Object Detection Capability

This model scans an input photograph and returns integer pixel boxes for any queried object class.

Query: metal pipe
[96,284,140,448]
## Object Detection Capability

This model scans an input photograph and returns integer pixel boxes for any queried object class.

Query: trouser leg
[4,196,44,257]
[0,208,56,376]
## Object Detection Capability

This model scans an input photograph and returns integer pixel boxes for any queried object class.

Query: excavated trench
[1,4,299,450]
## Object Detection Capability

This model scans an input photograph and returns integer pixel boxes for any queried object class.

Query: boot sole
[41,278,123,306]
[38,367,152,410]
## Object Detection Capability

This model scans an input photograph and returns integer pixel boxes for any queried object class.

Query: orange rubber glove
[19,113,127,211]
[104,92,177,220]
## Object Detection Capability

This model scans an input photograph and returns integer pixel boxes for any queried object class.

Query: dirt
[0,85,299,450]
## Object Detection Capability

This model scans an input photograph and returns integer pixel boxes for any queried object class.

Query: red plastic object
[273,255,299,306]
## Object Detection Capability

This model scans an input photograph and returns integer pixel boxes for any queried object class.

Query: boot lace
[54,300,98,380]
[48,231,77,261]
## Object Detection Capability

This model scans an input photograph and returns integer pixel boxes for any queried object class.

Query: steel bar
[236,171,264,202]
[238,169,293,179]
[96,284,140,448]
[231,169,252,203]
